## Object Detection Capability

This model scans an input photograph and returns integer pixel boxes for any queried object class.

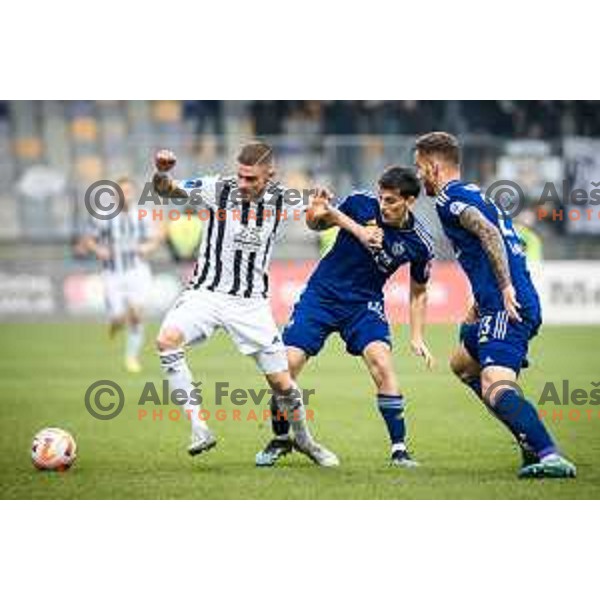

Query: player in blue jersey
[414,131,575,479]
[256,166,435,467]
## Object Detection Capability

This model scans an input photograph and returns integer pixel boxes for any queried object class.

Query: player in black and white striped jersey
[84,177,163,373]
[185,175,286,298]
[153,142,338,466]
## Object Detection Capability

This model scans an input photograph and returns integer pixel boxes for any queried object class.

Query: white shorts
[103,264,152,319]
[159,288,288,374]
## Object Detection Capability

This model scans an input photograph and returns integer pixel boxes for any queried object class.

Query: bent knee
[449,354,467,379]
[156,327,185,352]
[266,371,294,396]
[128,308,143,325]
[449,351,478,382]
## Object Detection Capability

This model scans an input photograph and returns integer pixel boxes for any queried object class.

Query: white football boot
[188,429,217,457]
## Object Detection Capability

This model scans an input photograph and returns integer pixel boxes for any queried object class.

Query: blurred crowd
[1,101,600,258]
[183,100,600,139]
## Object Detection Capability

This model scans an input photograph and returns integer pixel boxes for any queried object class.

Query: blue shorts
[283,290,392,357]
[459,310,541,374]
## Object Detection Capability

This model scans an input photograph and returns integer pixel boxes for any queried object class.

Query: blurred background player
[83,176,162,373]
[415,131,576,478]
[514,207,543,286]
[152,143,339,466]
[256,166,435,467]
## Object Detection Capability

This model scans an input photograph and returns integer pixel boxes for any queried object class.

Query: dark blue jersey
[307,192,434,303]
[436,180,540,317]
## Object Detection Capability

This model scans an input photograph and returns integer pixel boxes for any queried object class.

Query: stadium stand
[1,101,600,261]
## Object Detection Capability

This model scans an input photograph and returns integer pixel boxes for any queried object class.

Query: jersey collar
[384,209,415,231]
[439,179,460,195]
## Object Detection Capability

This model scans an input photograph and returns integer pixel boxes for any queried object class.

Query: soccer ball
[31,428,77,471]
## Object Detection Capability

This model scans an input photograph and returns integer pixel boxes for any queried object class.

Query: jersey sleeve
[410,254,433,285]
[437,191,477,226]
[335,193,364,220]
[177,174,220,208]
[410,220,435,284]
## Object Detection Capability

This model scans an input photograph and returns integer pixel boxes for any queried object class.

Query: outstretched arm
[152,149,190,199]
[458,205,521,321]
[306,189,382,251]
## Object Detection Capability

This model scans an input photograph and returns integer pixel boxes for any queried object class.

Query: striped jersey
[181,175,288,299]
[90,209,152,273]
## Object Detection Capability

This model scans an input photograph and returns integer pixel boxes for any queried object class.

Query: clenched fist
[155,149,176,172]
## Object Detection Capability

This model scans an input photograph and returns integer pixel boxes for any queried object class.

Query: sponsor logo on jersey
[233,225,263,250]
[391,242,405,257]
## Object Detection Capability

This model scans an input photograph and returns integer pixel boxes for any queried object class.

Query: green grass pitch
[0,322,598,499]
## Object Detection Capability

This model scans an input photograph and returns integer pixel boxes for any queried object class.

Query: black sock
[270,395,290,438]
[376,394,406,447]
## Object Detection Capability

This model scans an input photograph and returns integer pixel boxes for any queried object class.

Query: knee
[156,327,184,352]
[266,371,295,396]
[449,352,477,384]
[449,353,467,380]
[111,315,127,328]
[129,308,142,326]
[288,356,304,380]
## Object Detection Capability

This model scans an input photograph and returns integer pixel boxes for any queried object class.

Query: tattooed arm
[458,205,522,321]
[459,206,511,288]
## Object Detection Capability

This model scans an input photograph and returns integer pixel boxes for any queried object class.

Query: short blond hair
[415,132,461,166]
[237,141,274,166]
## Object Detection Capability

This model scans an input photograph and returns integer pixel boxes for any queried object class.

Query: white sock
[541,452,560,463]
[126,323,144,360]
[391,442,407,453]
[159,348,208,436]
[274,383,313,446]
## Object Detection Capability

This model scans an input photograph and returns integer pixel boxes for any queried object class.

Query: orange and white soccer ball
[31,428,77,471]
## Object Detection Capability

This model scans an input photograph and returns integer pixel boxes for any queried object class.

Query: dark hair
[378,166,421,198]
[415,131,461,165]
[237,141,274,166]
